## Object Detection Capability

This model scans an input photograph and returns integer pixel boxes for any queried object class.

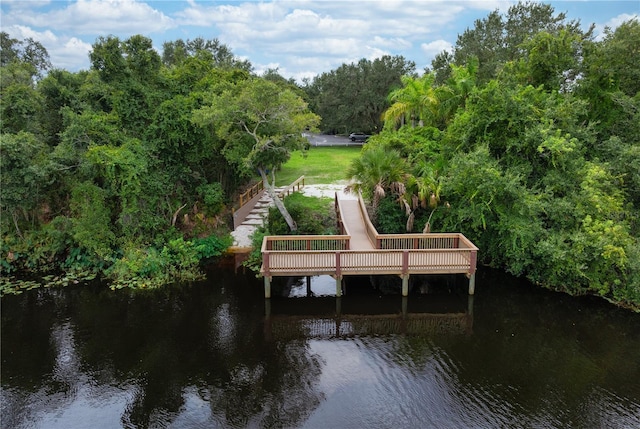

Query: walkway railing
[264,235,350,251]
[277,176,305,199]
[356,191,379,246]
[262,236,476,276]
[238,181,264,208]
[233,176,305,230]
[261,191,479,298]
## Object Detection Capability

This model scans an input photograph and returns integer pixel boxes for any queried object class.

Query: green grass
[276,146,362,186]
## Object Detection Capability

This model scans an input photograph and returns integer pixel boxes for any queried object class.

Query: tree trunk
[259,168,297,232]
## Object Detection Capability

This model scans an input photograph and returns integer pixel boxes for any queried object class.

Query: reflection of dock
[264,295,474,340]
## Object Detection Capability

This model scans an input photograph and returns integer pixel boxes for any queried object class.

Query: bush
[193,234,232,260]
[197,182,225,216]
[268,193,337,235]
[375,196,406,234]
[106,237,208,289]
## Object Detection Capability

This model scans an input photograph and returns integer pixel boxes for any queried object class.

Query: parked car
[349,132,370,142]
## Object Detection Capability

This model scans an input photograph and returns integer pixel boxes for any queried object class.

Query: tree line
[1,2,639,310]
[1,33,317,291]
[341,3,640,310]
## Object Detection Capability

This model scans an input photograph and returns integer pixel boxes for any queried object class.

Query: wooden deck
[261,192,478,298]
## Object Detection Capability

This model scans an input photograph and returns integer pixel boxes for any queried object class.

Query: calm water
[2,258,640,429]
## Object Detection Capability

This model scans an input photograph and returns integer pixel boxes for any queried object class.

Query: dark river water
[2,257,640,429]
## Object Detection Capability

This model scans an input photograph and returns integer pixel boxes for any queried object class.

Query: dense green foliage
[267,193,337,236]
[303,55,415,134]
[348,10,640,309]
[0,34,308,291]
[2,2,639,310]
[192,76,320,231]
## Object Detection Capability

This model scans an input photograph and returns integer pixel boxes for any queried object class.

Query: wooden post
[264,298,271,318]
[264,276,271,299]
[402,250,409,296]
[264,299,272,341]
[402,275,410,297]
[336,276,342,297]
[401,296,408,318]
[306,276,312,296]
[468,249,477,295]
[335,296,342,336]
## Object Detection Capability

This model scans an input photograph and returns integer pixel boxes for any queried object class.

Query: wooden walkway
[339,199,374,249]
[261,192,478,298]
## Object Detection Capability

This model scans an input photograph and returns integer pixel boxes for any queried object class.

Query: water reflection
[2,265,640,428]
[264,294,474,340]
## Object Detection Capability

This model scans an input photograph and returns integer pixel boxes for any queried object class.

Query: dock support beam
[336,276,343,297]
[468,273,476,295]
[401,275,410,297]
[402,296,408,318]
[264,276,271,299]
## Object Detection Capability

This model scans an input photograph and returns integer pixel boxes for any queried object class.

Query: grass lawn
[276,146,362,186]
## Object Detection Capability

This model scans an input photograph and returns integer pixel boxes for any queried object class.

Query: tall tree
[162,37,252,72]
[0,132,52,237]
[90,35,128,83]
[306,55,415,134]
[0,33,51,134]
[193,78,320,231]
[383,59,477,131]
[0,31,51,78]
[383,74,437,128]
[432,1,590,84]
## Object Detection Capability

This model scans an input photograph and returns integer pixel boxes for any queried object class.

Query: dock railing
[261,234,478,277]
[261,190,479,297]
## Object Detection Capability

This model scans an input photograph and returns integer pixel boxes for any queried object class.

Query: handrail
[238,181,264,208]
[262,234,350,251]
[335,194,353,238]
[335,192,346,235]
[238,175,305,209]
[277,176,305,199]
[261,246,477,277]
[355,192,380,247]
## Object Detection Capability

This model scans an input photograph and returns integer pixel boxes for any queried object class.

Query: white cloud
[4,25,93,71]
[420,39,453,65]
[56,37,93,70]
[168,0,469,81]
[2,0,636,81]
[13,0,175,35]
[5,25,58,44]
[592,12,639,41]
[605,12,640,29]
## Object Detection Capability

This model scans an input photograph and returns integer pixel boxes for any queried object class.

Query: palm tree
[383,74,438,129]
[383,60,477,132]
[402,158,447,232]
[345,146,407,219]
[435,58,478,127]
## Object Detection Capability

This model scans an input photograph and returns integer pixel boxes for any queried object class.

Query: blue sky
[1,1,638,82]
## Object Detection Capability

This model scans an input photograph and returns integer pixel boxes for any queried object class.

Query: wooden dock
[261,192,478,298]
